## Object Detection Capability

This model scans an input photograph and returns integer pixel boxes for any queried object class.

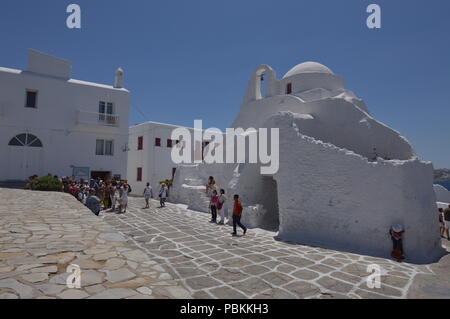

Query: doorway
[91,171,111,181]
[259,176,280,231]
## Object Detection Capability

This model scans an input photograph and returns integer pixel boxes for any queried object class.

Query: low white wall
[434,184,450,203]
[271,112,443,264]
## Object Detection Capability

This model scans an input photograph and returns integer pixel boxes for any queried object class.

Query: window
[138,136,143,150]
[155,138,161,147]
[25,90,38,108]
[96,140,105,155]
[8,133,43,147]
[286,83,293,94]
[137,167,143,182]
[167,139,173,148]
[105,140,114,155]
[96,139,114,156]
[99,101,115,124]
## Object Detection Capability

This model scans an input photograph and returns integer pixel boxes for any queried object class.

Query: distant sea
[435,181,450,191]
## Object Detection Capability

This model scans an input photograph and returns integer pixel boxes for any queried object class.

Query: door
[25,147,44,178]
[7,133,44,180]
[7,147,26,180]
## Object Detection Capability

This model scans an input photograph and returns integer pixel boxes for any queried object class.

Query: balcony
[76,110,120,128]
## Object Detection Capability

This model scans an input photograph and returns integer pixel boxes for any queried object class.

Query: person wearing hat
[389,224,405,261]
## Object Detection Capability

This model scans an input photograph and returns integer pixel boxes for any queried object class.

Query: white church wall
[169,61,444,263]
[269,112,443,263]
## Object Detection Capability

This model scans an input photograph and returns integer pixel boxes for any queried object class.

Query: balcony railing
[77,110,120,127]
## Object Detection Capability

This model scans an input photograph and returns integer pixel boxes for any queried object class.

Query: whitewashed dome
[283,62,334,79]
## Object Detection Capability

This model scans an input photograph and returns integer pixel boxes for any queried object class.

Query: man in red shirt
[232,194,247,236]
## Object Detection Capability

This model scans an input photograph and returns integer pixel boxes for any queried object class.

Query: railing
[77,110,120,127]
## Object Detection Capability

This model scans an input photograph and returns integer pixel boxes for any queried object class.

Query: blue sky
[1,0,449,168]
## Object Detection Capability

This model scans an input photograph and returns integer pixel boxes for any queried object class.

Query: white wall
[0,51,130,181]
[171,61,444,263]
[271,112,443,263]
[128,122,194,195]
[434,184,450,203]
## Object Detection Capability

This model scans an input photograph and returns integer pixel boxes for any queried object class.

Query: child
[143,182,153,209]
[389,224,405,262]
[232,194,247,236]
[217,189,227,225]
[209,190,219,223]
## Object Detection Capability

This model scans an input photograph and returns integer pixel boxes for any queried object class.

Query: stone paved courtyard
[102,195,450,299]
[1,188,449,299]
[0,188,190,299]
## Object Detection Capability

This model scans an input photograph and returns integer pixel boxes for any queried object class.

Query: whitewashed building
[0,49,130,181]
[128,121,213,195]
[172,61,444,263]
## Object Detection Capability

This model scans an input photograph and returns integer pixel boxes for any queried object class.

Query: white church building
[0,49,130,181]
[171,61,445,263]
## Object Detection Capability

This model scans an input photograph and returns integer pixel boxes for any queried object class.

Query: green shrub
[159,179,173,187]
[26,175,63,192]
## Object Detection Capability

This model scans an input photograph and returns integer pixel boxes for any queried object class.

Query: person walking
[143,182,153,209]
[159,183,169,207]
[232,194,247,236]
[209,190,219,223]
[217,189,227,225]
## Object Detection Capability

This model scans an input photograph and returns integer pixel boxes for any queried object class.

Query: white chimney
[114,67,124,88]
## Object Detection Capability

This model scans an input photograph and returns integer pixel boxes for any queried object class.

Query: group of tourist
[438,205,450,240]
[62,177,131,215]
[206,176,247,236]
[142,182,169,208]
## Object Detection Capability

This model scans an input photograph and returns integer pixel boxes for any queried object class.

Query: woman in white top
[120,185,129,214]
[110,184,118,212]
[143,183,153,209]
[217,189,227,225]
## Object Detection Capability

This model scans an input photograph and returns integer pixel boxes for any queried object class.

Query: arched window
[8,133,43,147]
